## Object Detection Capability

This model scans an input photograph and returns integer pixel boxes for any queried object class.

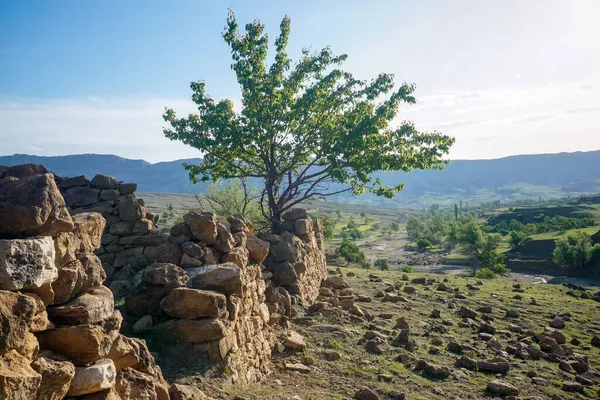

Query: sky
[1,0,599,163]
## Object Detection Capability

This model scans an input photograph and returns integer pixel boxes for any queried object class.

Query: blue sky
[1,0,599,162]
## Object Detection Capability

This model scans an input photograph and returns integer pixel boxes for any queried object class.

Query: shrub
[416,237,431,250]
[475,268,497,279]
[553,232,594,268]
[402,265,413,273]
[374,258,389,271]
[336,241,366,267]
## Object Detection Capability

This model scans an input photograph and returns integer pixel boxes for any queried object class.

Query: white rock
[67,358,116,396]
[132,315,153,333]
[0,237,57,291]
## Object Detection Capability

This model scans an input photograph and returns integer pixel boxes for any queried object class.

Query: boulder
[52,255,106,305]
[38,312,122,366]
[133,315,153,334]
[0,290,37,353]
[180,242,205,259]
[31,351,76,400]
[180,253,204,269]
[114,367,157,400]
[59,175,90,189]
[3,163,48,178]
[353,388,380,400]
[477,358,510,374]
[282,208,307,221]
[154,241,183,265]
[48,286,114,325]
[0,350,42,400]
[124,284,172,317]
[282,331,306,351]
[214,223,235,253]
[118,183,137,195]
[221,246,249,269]
[187,264,243,296]
[246,235,270,264]
[118,195,145,221]
[160,288,227,319]
[152,318,228,344]
[62,187,101,208]
[0,237,57,291]
[67,359,117,396]
[106,335,147,371]
[486,379,519,396]
[0,173,73,238]
[90,174,118,189]
[183,211,218,244]
[141,263,189,288]
[295,219,312,235]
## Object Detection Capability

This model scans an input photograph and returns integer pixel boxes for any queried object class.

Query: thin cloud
[516,114,555,123]
[565,106,600,114]
[580,84,594,90]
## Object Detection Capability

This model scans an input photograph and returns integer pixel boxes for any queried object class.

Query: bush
[416,237,432,250]
[336,241,366,267]
[509,230,530,247]
[402,265,413,273]
[592,244,600,263]
[374,258,389,271]
[475,268,497,279]
[553,232,594,268]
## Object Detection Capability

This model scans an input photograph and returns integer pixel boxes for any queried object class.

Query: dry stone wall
[124,211,281,383]
[0,165,206,400]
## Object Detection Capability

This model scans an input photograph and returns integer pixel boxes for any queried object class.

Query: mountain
[1,151,599,207]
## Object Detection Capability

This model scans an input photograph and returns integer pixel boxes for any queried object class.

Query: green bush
[374,258,389,271]
[336,241,366,267]
[416,237,432,250]
[475,268,497,279]
[402,265,413,273]
[553,232,594,268]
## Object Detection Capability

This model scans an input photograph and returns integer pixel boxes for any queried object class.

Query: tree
[458,221,506,276]
[406,218,424,239]
[374,258,389,271]
[553,232,595,268]
[336,240,366,267]
[390,221,400,232]
[509,230,529,248]
[163,11,454,230]
[416,237,431,250]
[317,214,335,239]
[453,204,459,221]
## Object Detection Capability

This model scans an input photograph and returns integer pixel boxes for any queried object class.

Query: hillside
[1,150,600,207]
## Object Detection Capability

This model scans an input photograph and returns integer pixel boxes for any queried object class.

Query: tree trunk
[265,178,283,233]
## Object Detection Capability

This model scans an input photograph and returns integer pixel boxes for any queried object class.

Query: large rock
[0,350,42,400]
[38,312,122,366]
[62,187,101,208]
[48,286,114,325]
[0,237,57,291]
[152,318,228,344]
[246,235,270,264]
[486,379,519,396]
[67,359,117,396]
[0,173,73,238]
[52,255,106,305]
[183,211,217,244]
[214,223,235,253]
[187,264,243,296]
[107,335,145,371]
[118,195,145,221]
[31,351,76,400]
[141,263,189,288]
[90,174,118,189]
[282,208,307,221]
[114,367,157,400]
[0,290,37,354]
[54,212,106,268]
[160,288,227,319]
[221,246,248,269]
[2,163,48,179]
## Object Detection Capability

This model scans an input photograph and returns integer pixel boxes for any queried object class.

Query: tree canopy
[163,11,454,229]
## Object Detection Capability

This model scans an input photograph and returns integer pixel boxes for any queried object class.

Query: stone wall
[124,211,281,383]
[0,165,207,400]
[262,208,328,305]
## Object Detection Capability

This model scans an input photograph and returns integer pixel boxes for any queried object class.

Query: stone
[414,359,450,378]
[132,219,155,235]
[99,189,119,202]
[52,255,106,305]
[118,195,145,221]
[460,306,478,319]
[284,362,311,373]
[113,247,148,269]
[592,334,600,347]
[0,290,36,354]
[562,381,585,393]
[106,335,144,371]
[54,212,106,268]
[63,186,101,207]
[22,293,53,333]
[487,380,519,396]
[455,356,476,370]
[0,173,73,238]
[48,286,114,325]
[124,284,172,317]
[181,242,205,259]
[114,368,158,400]
[169,383,212,400]
[90,174,118,189]
[31,351,76,400]
[38,312,122,365]
[160,288,227,319]
[180,253,203,269]
[0,350,42,400]
[118,183,137,195]
[188,264,243,296]
[478,358,510,374]
[295,219,312,235]
[183,211,218,244]
[133,315,153,333]
[141,263,189,287]
[282,331,306,351]
[214,223,235,253]
[221,246,249,269]
[282,208,308,221]
[550,318,565,329]
[0,237,57,291]
[67,359,117,396]
[152,318,228,344]
[272,262,298,286]
[3,164,48,178]
[354,388,380,400]
[154,241,183,265]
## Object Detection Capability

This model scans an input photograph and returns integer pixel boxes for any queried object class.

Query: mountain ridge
[1,150,599,207]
